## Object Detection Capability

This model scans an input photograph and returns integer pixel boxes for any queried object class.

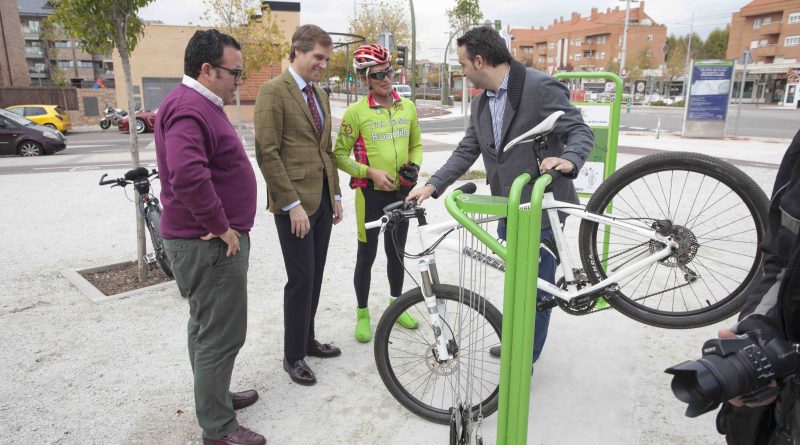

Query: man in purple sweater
[155,30,264,445]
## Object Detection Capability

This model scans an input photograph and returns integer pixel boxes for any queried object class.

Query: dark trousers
[354,186,409,308]
[498,224,555,364]
[274,180,333,363]
[164,234,250,439]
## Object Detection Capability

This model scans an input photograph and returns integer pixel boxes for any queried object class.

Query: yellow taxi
[5,105,72,133]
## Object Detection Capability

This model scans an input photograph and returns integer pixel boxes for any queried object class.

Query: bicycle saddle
[503,110,565,153]
[124,167,150,180]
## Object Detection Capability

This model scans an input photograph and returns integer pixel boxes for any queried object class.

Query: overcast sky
[139,0,750,61]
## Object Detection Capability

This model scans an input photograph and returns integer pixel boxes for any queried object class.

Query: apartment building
[727,0,800,106]
[509,2,666,78]
[16,0,110,86]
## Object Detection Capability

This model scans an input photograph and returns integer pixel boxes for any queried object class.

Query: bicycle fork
[416,257,457,362]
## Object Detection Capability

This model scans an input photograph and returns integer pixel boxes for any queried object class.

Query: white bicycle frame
[366,198,678,362]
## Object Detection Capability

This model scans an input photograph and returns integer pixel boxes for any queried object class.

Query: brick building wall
[239,64,283,103]
[68,88,118,127]
[726,0,800,63]
[0,0,30,86]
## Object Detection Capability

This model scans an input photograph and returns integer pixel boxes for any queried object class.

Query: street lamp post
[409,0,417,103]
[618,0,638,78]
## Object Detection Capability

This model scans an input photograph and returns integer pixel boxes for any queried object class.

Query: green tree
[447,0,483,34]
[349,1,410,50]
[51,0,154,281]
[200,0,287,78]
[665,35,687,80]
[701,27,729,59]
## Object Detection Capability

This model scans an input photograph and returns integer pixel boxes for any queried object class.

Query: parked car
[5,104,72,133]
[0,108,66,156]
[393,84,412,99]
[118,109,157,134]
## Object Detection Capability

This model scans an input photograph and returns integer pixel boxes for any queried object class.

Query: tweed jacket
[427,60,594,228]
[254,69,341,215]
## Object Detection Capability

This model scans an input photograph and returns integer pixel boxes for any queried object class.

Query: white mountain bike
[366,111,770,426]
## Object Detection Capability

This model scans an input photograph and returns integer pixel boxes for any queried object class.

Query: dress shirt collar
[181,75,224,109]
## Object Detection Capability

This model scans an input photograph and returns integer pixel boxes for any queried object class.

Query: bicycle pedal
[143,253,158,270]
[537,298,559,312]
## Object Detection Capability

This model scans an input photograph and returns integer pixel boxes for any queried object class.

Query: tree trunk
[116,22,146,282]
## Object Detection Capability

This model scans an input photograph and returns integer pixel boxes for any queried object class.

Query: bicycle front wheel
[578,152,769,329]
[144,205,174,278]
[374,284,502,424]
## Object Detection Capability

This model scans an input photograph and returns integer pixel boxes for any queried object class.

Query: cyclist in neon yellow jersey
[334,43,423,342]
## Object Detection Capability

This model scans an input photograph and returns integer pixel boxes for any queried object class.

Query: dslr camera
[665,331,800,417]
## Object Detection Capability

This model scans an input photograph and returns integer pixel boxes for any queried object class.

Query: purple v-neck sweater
[155,84,257,239]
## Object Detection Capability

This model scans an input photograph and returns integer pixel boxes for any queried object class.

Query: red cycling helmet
[352,44,392,72]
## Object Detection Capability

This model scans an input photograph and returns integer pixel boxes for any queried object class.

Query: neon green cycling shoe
[390,297,418,329]
[355,307,372,343]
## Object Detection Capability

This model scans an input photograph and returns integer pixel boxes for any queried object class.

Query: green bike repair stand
[553,72,624,310]
[446,172,549,445]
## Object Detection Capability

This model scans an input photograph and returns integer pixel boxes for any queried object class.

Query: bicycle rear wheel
[374,284,502,424]
[578,152,769,329]
[144,205,174,278]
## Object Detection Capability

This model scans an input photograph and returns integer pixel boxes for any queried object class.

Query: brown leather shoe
[283,358,316,385]
[203,425,266,445]
[232,389,259,410]
[307,340,341,358]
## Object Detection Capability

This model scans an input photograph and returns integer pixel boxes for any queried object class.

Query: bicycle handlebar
[98,168,159,187]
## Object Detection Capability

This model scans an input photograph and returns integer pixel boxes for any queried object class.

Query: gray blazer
[428,60,594,228]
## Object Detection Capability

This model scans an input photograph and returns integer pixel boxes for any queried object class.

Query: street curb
[61,260,175,304]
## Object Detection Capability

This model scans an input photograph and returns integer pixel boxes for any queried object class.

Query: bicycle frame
[406,189,677,315]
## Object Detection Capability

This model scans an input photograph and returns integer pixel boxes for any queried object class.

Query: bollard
[626,98,631,113]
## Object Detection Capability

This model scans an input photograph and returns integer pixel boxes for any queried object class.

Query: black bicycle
[99,167,173,278]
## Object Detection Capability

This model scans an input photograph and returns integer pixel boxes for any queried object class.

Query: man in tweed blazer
[254,24,343,386]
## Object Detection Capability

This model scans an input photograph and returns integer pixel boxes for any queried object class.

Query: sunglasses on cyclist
[212,64,244,80]
[368,68,394,81]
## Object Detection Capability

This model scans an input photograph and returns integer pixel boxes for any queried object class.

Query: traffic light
[396,45,406,67]
[347,73,353,82]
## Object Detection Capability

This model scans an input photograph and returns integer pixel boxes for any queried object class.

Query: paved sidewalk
[0,106,791,444]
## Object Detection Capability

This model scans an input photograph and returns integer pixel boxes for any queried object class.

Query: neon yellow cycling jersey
[334,91,422,190]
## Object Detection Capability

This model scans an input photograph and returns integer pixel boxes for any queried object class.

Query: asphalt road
[0,102,794,175]
[419,104,799,139]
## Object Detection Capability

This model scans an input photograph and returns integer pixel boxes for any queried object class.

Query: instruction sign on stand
[682,59,734,138]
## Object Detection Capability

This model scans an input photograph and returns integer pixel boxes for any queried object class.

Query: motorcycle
[99,105,128,130]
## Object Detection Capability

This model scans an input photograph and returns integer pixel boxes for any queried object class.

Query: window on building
[574,54,582,61]
[751,40,760,49]
[538,56,545,62]
[786,35,800,46]
[537,43,546,49]
[647,35,654,41]
[549,42,555,49]
[54,40,72,48]
[753,17,762,29]
[599,35,608,44]
[547,56,554,63]
[574,39,582,46]
[523,46,533,54]
[512,48,517,56]
[78,60,93,68]
[763,17,772,25]
[57,60,73,69]
[586,36,593,44]
[598,52,606,60]
[789,12,800,24]
[761,39,770,47]
[25,20,40,33]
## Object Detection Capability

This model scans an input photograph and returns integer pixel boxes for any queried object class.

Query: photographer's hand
[718,328,779,408]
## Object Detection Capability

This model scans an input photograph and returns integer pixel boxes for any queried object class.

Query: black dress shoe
[283,358,316,385]
[232,389,259,410]
[307,340,341,358]
[203,425,266,445]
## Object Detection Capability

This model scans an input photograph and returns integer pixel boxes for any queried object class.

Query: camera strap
[741,385,781,405]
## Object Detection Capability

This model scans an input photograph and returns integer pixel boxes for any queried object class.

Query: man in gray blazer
[408,26,594,365]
